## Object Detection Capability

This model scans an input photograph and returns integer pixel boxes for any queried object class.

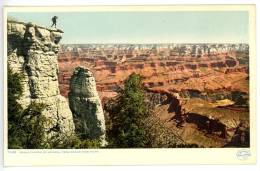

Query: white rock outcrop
[68,67,106,145]
[7,19,75,141]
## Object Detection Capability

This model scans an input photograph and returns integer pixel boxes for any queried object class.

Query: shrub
[57,134,101,149]
[8,65,102,149]
[8,65,46,149]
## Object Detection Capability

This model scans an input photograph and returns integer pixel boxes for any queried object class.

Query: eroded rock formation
[7,19,75,141]
[145,87,249,147]
[58,45,248,102]
[68,67,106,145]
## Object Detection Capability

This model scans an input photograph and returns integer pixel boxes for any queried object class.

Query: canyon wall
[57,44,249,147]
[7,19,75,141]
[58,48,249,101]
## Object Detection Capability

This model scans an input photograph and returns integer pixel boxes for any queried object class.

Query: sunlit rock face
[7,19,75,141]
[68,67,106,145]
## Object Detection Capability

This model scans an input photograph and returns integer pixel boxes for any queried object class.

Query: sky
[8,11,249,44]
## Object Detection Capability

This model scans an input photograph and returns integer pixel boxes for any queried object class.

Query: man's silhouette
[51,16,58,28]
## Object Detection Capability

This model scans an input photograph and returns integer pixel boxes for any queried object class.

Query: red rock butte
[58,44,249,101]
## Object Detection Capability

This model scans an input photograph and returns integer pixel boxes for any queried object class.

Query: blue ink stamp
[236,149,251,160]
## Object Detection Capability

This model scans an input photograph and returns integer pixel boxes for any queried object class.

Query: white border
[0,1,259,171]
[3,5,256,166]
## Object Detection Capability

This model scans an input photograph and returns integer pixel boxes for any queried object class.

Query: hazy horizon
[8,11,249,44]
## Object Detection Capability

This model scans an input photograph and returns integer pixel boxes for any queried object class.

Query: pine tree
[105,73,150,148]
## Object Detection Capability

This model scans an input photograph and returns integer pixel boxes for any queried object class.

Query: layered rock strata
[68,67,106,145]
[146,89,249,147]
[7,19,75,141]
[58,48,248,101]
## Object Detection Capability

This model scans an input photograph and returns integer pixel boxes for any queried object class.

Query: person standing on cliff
[51,16,58,28]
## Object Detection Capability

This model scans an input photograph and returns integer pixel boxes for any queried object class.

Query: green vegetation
[46,132,101,149]
[8,65,47,149]
[104,73,186,148]
[105,73,150,147]
[8,68,194,148]
[8,65,101,149]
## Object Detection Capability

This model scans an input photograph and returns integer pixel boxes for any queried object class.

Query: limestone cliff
[7,19,75,141]
[68,67,106,145]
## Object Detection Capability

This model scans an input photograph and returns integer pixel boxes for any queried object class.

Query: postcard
[3,5,256,166]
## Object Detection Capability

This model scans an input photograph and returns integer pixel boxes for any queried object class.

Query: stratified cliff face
[7,19,75,140]
[58,46,248,101]
[68,67,106,145]
[58,43,249,147]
